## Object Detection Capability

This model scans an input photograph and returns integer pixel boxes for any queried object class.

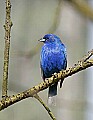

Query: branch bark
[0,49,93,111]
[34,94,56,120]
[2,0,12,98]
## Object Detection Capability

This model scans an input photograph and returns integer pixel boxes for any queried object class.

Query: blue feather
[39,34,67,104]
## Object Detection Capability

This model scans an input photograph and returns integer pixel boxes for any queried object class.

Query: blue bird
[39,34,67,105]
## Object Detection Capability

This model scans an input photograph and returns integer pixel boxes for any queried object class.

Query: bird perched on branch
[39,34,67,106]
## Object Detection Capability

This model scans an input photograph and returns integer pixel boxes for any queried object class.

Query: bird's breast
[41,45,66,77]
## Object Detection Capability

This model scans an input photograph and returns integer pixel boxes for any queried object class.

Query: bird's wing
[60,46,67,88]
[40,62,46,81]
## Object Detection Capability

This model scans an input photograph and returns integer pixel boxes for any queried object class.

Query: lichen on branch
[2,0,13,98]
[0,49,93,111]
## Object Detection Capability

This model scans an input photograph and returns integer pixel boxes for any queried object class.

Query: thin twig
[81,49,93,62]
[0,50,92,111]
[34,94,56,120]
[2,0,13,98]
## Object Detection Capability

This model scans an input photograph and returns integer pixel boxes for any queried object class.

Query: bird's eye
[45,37,48,39]
[43,37,49,41]
[46,38,49,40]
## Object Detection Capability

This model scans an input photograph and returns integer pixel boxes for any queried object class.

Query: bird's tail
[48,83,57,106]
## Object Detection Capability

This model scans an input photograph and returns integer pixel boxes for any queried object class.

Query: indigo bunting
[39,34,67,105]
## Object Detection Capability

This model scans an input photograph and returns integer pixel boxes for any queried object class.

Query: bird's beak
[38,38,45,42]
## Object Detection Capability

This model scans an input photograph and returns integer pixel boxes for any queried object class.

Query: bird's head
[39,34,61,44]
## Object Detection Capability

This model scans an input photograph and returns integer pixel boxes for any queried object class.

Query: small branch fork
[0,49,93,112]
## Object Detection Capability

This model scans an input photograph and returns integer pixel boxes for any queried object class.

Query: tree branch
[67,0,93,21]
[2,0,12,98]
[34,94,56,120]
[0,49,93,111]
